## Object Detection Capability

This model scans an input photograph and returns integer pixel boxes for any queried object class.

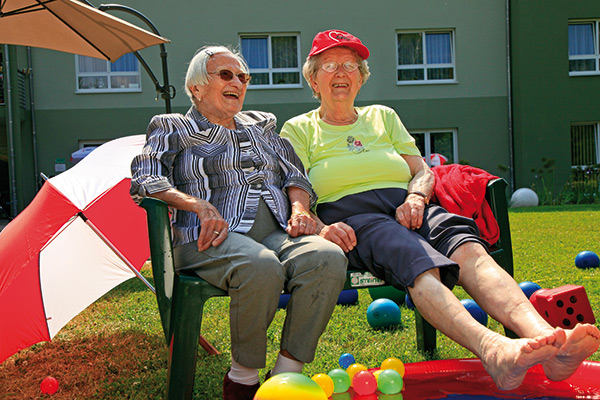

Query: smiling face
[190,53,248,126]
[309,47,363,106]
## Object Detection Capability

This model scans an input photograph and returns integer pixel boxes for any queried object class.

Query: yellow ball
[346,363,368,382]
[254,372,328,400]
[380,357,405,377]
[311,373,334,398]
[372,369,384,381]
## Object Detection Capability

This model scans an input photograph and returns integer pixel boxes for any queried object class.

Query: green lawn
[1,204,599,399]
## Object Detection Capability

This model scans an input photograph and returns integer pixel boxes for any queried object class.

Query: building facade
[10,0,594,215]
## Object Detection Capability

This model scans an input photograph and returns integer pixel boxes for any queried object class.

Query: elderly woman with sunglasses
[130,45,347,400]
[281,30,600,391]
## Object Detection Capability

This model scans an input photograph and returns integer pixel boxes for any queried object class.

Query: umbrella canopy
[0,0,169,61]
[0,135,150,363]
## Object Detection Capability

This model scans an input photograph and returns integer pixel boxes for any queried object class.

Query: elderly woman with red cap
[281,29,600,390]
[131,45,348,400]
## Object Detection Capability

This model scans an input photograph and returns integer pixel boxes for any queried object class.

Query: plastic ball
[352,370,377,396]
[327,369,351,394]
[337,289,359,305]
[575,251,600,269]
[461,299,488,326]
[366,299,401,329]
[311,373,334,398]
[278,294,290,309]
[380,357,405,378]
[346,363,368,382]
[368,286,406,305]
[510,188,539,208]
[377,369,404,394]
[339,353,355,369]
[404,293,415,310]
[519,281,542,298]
[40,376,59,395]
[372,369,384,380]
[254,372,327,400]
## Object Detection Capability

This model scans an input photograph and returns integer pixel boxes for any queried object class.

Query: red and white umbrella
[0,135,150,363]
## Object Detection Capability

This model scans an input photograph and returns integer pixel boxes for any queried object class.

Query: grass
[1,204,600,399]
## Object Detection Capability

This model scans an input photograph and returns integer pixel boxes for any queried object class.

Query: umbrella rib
[36,0,112,60]
[76,212,155,294]
[0,0,57,17]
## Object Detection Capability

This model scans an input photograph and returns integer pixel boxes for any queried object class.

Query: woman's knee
[233,249,286,291]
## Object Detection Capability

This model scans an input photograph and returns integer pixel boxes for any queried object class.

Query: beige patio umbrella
[0,0,169,62]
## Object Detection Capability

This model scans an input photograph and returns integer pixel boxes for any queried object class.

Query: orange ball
[380,357,405,377]
[346,363,368,383]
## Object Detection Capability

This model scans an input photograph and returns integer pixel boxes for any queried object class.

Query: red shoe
[223,372,260,400]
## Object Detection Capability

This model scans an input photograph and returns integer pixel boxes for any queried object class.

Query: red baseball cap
[308,29,370,60]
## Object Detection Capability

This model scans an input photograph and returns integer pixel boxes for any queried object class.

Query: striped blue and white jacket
[130,106,316,247]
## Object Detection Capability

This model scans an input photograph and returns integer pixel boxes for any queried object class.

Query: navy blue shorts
[316,188,488,291]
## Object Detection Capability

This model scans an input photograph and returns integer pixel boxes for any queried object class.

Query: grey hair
[184,45,250,102]
[302,47,370,100]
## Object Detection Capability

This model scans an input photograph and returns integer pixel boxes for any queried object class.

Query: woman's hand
[192,199,229,251]
[395,194,426,230]
[319,222,357,253]
[286,210,318,237]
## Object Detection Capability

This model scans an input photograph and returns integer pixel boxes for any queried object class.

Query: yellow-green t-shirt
[280,105,421,206]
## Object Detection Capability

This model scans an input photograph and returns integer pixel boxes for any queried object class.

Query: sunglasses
[320,61,359,73]
[209,69,252,84]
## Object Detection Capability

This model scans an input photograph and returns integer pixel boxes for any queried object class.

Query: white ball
[510,188,539,207]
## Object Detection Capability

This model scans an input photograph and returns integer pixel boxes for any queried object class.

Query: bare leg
[451,242,555,339]
[451,242,600,382]
[408,267,562,390]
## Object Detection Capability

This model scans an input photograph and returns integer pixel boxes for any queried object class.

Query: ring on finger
[213,231,220,235]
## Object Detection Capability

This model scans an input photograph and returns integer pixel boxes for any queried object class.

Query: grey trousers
[173,200,348,368]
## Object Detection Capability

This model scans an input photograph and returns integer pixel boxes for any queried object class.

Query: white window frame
[240,33,302,89]
[75,54,142,93]
[571,122,600,168]
[396,29,457,85]
[410,129,458,166]
[568,20,600,77]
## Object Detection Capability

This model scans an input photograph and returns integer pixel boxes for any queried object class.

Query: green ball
[377,369,404,395]
[368,286,406,305]
[327,368,351,393]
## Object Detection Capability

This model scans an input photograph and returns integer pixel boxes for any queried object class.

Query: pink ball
[40,376,59,394]
[352,370,377,396]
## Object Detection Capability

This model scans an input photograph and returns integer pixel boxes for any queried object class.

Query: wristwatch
[408,190,430,205]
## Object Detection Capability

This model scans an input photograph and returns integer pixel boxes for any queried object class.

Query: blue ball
[575,251,600,269]
[337,289,359,305]
[461,299,488,326]
[519,281,542,298]
[367,298,401,329]
[404,293,415,310]
[278,294,290,309]
[339,353,355,369]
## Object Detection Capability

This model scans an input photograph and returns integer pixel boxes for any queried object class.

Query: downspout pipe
[27,47,40,190]
[3,45,18,218]
[506,0,515,192]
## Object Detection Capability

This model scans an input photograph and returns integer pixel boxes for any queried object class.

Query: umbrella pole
[77,212,156,294]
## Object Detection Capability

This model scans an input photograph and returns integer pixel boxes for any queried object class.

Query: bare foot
[480,330,563,390]
[543,324,600,381]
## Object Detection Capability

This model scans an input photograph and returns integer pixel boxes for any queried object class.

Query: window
[411,129,458,166]
[240,34,302,88]
[397,30,456,84]
[75,53,141,92]
[568,20,600,76]
[571,123,600,166]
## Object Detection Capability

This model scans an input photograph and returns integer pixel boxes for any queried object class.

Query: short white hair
[184,45,249,102]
